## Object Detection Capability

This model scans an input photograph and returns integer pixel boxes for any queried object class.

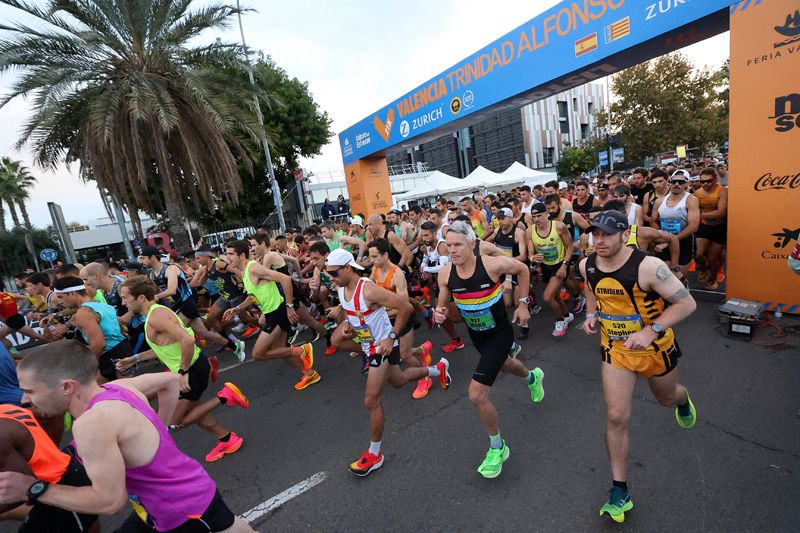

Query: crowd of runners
[0,159,729,530]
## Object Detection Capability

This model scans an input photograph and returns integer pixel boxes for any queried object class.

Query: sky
[0,0,730,228]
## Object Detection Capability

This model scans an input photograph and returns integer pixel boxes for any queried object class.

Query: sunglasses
[326,267,343,277]
[699,179,714,184]
[670,179,688,185]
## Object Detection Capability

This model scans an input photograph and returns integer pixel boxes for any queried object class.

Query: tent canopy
[459,165,516,189]
[501,161,552,181]
[394,170,469,201]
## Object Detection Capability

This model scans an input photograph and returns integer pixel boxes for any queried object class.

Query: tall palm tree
[0,162,22,229]
[0,0,267,251]
[0,157,36,228]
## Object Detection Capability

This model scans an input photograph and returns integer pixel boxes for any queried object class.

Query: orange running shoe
[412,377,432,399]
[435,358,451,389]
[419,341,433,366]
[688,259,696,273]
[205,433,244,462]
[349,450,384,477]
[294,370,321,390]
[242,326,260,339]
[442,339,465,353]
[298,343,314,371]
[716,267,725,283]
[217,382,249,408]
[324,345,337,356]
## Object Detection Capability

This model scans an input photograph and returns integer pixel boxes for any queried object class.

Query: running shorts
[696,223,727,245]
[98,340,133,381]
[169,299,201,321]
[178,355,211,402]
[115,490,235,532]
[600,340,681,378]
[211,294,245,312]
[261,303,293,335]
[656,236,694,267]
[540,261,565,284]
[4,313,26,331]
[367,345,401,368]
[472,334,514,387]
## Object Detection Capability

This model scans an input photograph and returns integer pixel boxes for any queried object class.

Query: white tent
[459,165,517,190]
[501,161,553,182]
[394,170,469,201]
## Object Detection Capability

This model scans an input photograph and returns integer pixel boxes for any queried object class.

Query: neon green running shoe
[477,441,510,479]
[599,486,633,523]
[528,367,544,403]
[675,393,697,429]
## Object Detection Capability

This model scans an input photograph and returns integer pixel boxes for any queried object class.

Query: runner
[525,203,575,336]
[2,342,255,532]
[642,169,669,225]
[221,240,320,391]
[518,185,537,226]
[611,184,644,227]
[461,197,492,240]
[543,193,590,316]
[594,182,611,207]
[629,168,654,206]
[434,221,544,479]
[572,179,598,216]
[489,208,532,339]
[651,171,701,280]
[0,291,49,349]
[325,249,448,476]
[365,215,413,268]
[321,220,365,258]
[694,167,728,290]
[579,210,697,524]
[601,201,680,269]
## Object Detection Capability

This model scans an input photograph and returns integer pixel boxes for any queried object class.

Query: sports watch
[388,331,398,341]
[650,323,666,338]
[27,480,50,504]
[518,297,531,305]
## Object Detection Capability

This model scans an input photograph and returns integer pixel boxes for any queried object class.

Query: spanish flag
[604,17,631,44]
[575,32,598,57]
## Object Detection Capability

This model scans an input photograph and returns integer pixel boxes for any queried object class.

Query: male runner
[326,249,448,476]
[595,182,611,207]
[544,193,590,315]
[526,203,575,336]
[572,179,598,216]
[642,169,669,225]
[629,168,654,206]
[461,197,492,240]
[489,208,532,338]
[1,342,255,532]
[0,291,48,349]
[435,221,543,479]
[518,185,537,226]
[321,221,366,258]
[366,215,413,268]
[651,171,700,279]
[693,167,727,290]
[544,180,573,212]
[221,240,320,390]
[601,201,680,269]
[117,278,249,462]
[579,210,697,523]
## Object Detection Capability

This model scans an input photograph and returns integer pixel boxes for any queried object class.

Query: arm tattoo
[655,265,671,281]
[665,288,690,303]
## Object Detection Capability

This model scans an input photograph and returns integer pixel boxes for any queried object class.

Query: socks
[369,440,381,455]
[219,433,231,442]
[527,370,536,385]
[677,400,692,417]
[613,480,628,492]
[427,365,441,378]
[489,433,503,449]
[218,395,228,405]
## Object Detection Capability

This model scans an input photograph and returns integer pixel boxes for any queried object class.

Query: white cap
[496,207,513,218]
[350,215,364,227]
[558,181,568,189]
[325,248,364,270]
[671,170,691,180]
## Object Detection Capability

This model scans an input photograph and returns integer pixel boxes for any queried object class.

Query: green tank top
[470,212,486,239]
[144,304,200,372]
[92,290,107,304]
[531,220,566,266]
[243,260,283,314]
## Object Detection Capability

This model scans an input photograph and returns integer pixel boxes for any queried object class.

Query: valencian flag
[605,17,631,44]
[574,33,598,57]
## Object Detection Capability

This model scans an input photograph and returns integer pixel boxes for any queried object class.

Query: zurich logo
[400,120,410,138]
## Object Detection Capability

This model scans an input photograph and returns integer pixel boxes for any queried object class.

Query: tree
[556,145,596,180]
[596,53,728,164]
[0,227,59,277]
[0,157,36,228]
[0,0,267,252]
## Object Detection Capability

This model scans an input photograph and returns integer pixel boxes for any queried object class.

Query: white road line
[241,471,327,524]
[219,359,255,373]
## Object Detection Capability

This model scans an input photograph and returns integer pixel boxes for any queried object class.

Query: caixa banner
[339,0,739,164]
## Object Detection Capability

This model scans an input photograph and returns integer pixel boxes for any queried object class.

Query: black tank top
[493,227,519,258]
[573,194,594,214]
[207,262,243,301]
[448,252,512,344]
[150,264,192,304]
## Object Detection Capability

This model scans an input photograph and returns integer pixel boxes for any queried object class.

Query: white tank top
[627,203,639,226]
[521,200,536,215]
[424,239,447,266]
[658,192,690,235]
[435,225,445,242]
[338,278,397,355]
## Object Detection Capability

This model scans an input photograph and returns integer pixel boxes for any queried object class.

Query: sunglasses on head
[670,179,687,185]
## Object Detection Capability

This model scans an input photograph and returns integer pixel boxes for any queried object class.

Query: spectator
[321,198,337,220]
[337,194,349,216]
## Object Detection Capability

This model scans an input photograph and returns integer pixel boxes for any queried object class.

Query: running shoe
[205,433,244,462]
[298,343,314,371]
[688,259,696,272]
[559,288,569,301]
[571,296,586,315]
[563,312,575,325]
[324,345,337,356]
[697,270,711,284]
[435,358,451,389]
[675,393,697,429]
[508,342,522,359]
[324,320,338,331]
[528,367,544,403]
[703,280,719,291]
[716,267,725,283]
[294,370,321,391]
[234,340,246,363]
[412,377,433,400]
[231,322,246,333]
[242,326,260,339]
[217,382,249,408]
[477,441,509,479]
[599,486,633,523]
[442,338,465,353]
[287,327,300,345]
[420,341,433,366]
[552,320,567,337]
[349,450,384,477]
[208,355,219,383]
[518,327,530,340]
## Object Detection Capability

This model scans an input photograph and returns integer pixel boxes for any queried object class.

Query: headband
[55,285,86,294]
[195,251,215,257]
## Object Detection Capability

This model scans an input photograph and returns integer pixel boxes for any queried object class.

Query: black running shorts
[261,303,293,335]
[472,334,514,387]
[178,355,211,402]
[367,345,401,368]
[98,340,133,381]
[114,490,235,532]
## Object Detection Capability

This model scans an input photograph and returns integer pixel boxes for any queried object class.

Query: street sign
[612,147,625,164]
[39,248,57,262]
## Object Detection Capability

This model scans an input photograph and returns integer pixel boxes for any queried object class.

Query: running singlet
[339,278,396,355]
[372,264,398,291]
[242,260,283,314]
[92,290,107,304]
[572,194,595,215]
[143,304,200,372]
[0,404,70,483]
[493,227,518,257]
[470,212,486,239]
[79,301,125,353]
[626,224,640,249]
[104,275,127,316]
[531,221,567,265]
[695,184,725,226]
[584,249,675,353]
[150,264,192,304]
[207,262,243,301]
[658,192,690,236]
[83,384,217,531]
[448,253,511,341]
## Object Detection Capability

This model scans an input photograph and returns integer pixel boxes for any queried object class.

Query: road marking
[241,471,327,524]
[219,359,255,373]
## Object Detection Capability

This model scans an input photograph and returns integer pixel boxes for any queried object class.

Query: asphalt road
[3,299,799,532]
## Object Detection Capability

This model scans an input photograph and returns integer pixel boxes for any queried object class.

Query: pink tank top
[84,384,216,531]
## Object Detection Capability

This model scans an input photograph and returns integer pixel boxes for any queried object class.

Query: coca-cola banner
[729,0,800,313]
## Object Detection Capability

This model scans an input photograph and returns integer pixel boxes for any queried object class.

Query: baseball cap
[388,208,402,215]
[350,215,364,227]
[671,170,691,181]
[325,248,364,270]
[530,203,547,215]
[139,245,160,258]
[688,174,700,182]
[558,181,568,189]
[597,182,609,190]
[496,207,513,218]
[586,211,629,235]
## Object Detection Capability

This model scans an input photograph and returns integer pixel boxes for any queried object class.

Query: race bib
[540,245,560,263]
[461,308,497,332]
[599,312,643,340]
[660,218,685,236]
[352,323,374,344]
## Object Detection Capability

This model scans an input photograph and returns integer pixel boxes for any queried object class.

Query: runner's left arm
[116,372,182,424]
[514,227,528,263]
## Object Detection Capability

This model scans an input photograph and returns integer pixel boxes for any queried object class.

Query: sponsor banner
[729,0,800,312]
[339,0,740,164]
[344,158,393,218]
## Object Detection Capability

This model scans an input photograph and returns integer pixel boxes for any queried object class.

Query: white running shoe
[552,320,568,337]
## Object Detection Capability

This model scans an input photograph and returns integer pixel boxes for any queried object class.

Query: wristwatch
[178,369,188,376]
[388,331,398,341]
[518,297,531,305]
[650,323,666,338]
[27,480,50,504]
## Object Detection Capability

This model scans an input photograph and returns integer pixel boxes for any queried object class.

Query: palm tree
[0,162,22,229]
[0,157,36,228]
[0,0,267,251]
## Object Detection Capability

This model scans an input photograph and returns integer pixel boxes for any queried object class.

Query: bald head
[80,262,112,292]
[367,214,382,225]
[81,262,108,277]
